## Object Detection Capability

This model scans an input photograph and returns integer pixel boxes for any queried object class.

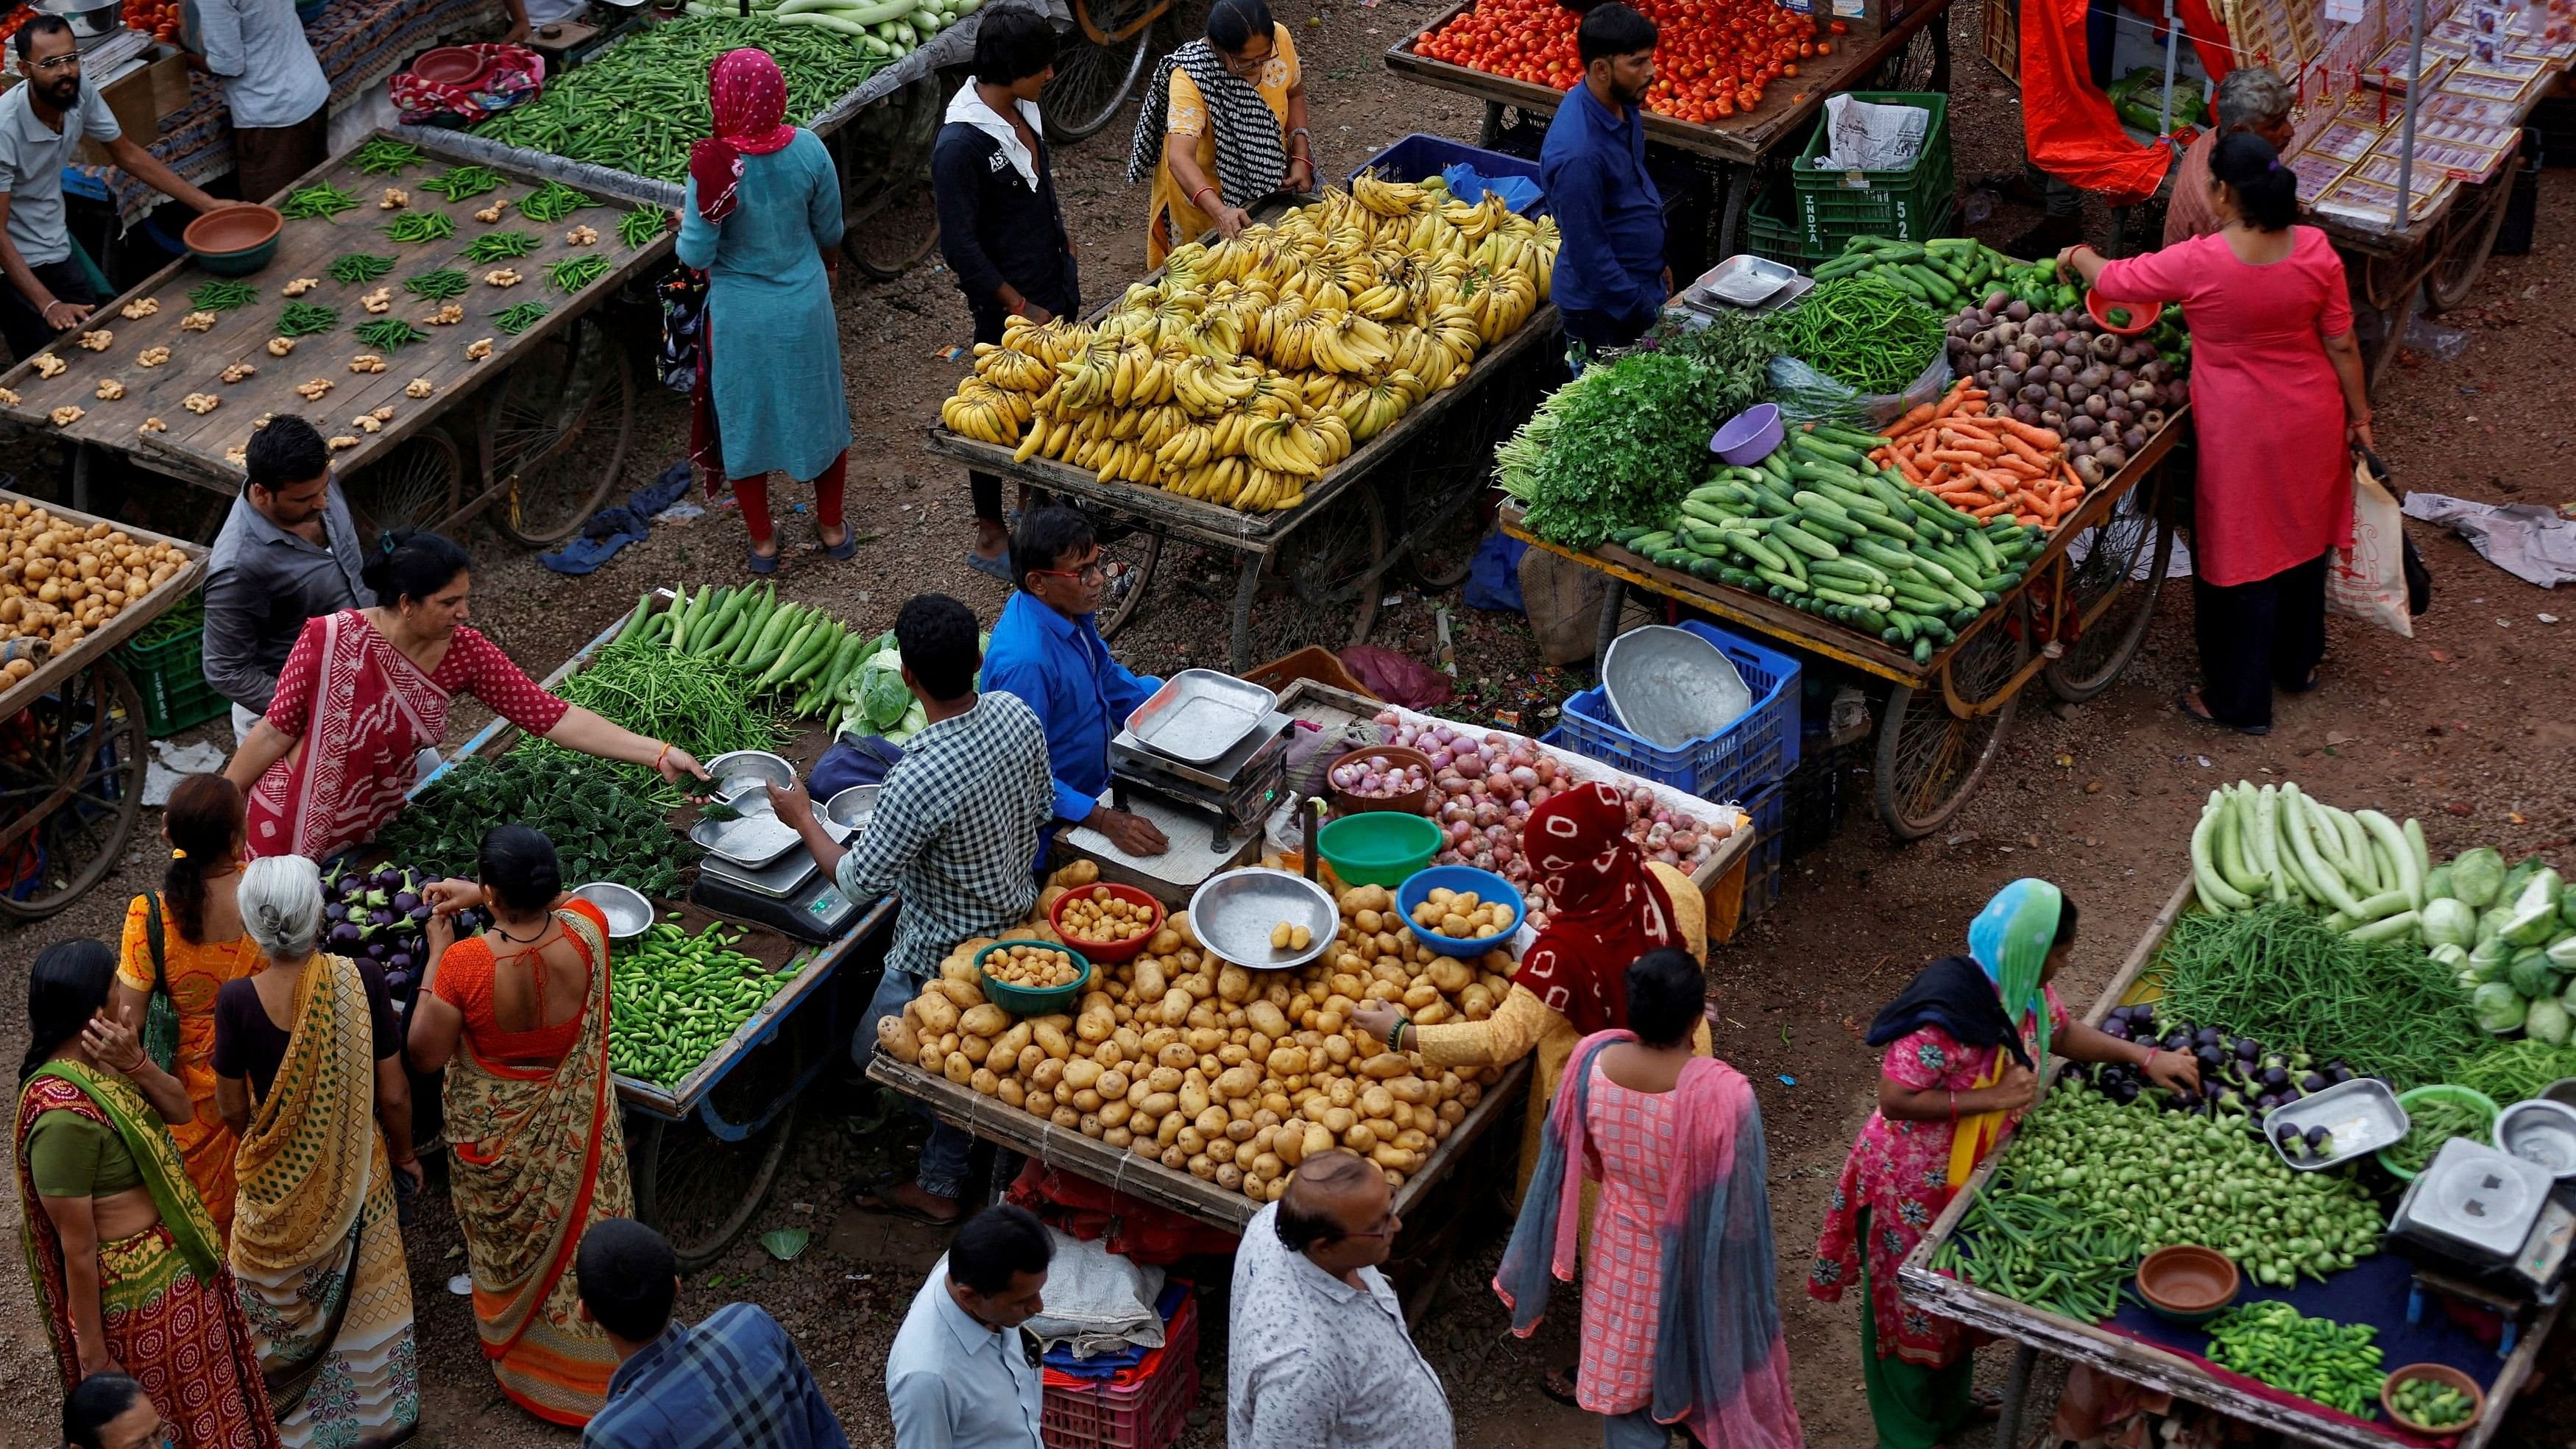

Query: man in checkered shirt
[773,592,1054,1227]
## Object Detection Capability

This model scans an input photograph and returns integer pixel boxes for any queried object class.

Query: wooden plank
[0,132,672,493]
[0,489,210,719]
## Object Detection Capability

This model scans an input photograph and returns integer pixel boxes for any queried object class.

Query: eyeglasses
[1027,558,1127,586]
[1221,46,1273,77]
[27,53,79,74]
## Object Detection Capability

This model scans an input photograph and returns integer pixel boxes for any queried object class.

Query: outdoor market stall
[0,132,670,547]
[0,488,205,920]
[1897,779,2576,1449]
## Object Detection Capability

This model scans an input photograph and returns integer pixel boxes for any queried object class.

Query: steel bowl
[1188,868,1339,971]
[35,0,123,42]
[1601,624,1752,749]
[571,882,653,939]
[821,784,879,835]
[2494,1099,2576,1180]
[705,750,794,802]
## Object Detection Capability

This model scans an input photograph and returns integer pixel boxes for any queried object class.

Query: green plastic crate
[112,595,227,738]
[1748,180,1956,272]
[1791,92,1954,255]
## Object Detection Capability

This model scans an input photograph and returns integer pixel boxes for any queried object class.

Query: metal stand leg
[70,442,92,512]
[1716,166,1755,262]
[1479,102,1507,148]
[1995,1342,2039,1449]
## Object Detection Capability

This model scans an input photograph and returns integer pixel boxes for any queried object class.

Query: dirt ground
[7,1,2576,1445]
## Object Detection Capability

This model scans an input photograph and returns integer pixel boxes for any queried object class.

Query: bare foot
[972,520,1009,559]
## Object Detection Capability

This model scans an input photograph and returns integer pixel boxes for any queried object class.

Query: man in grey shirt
[886,1205,1049,1448]
[0,16,227,362]
[202,415,368,740]
[186,0,330,203]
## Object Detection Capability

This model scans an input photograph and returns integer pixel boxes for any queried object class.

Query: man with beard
[0,16,230,363]
[1539,1,1671,368]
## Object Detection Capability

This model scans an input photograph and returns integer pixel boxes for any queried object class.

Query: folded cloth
[537,505,650,575]
[1041,1283,1189,1379]
[633,459,694,518]
[1024,1230,1167,1361]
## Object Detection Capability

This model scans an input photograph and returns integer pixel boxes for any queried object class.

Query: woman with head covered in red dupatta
[676,47,854,575]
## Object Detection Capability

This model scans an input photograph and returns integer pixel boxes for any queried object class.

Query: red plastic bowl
[2087,288,2158,336]
[413,46,492,87]
[1049,882,1165,963]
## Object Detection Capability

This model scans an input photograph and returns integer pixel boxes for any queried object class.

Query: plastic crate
[1780,737,1853,862]
[1553,621,1800,804]
[1350,134,1547,214]
[1791,93,1955,254]
[1746,177,1830,265]
[1740,779,1786,923]
[1041,1293,1201,1449]
[111,600,227,738]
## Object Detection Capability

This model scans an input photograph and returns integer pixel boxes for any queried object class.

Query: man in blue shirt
[980,506,1171,857]
[1539,1,1670,365]
[577,1219,850,1449]
[885,1204,1050,1449]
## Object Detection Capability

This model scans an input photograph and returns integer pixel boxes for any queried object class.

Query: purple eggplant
[328,921,363,946]
[2102,1018,2132,1040]
[392,891,420,914]
[389,951,414,971]
[409,905,433,924]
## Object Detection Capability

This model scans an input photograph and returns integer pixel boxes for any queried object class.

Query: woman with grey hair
[212,853,422,1448]
[2163,65,2295,247]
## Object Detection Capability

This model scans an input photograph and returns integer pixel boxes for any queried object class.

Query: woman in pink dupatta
[1496,947,1803,1449]
[225,531,710,862]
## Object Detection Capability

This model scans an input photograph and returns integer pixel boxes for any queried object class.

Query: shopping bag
[2326,447,2416,638]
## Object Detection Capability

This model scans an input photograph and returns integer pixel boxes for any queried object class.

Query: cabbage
[2550,933,2576,971]
[2423,865,2455,901]
[2421,897,2478,950]
[2474,980,2530,1034]
[2509,949,2558,1000]
[2562,883,2576,929]
[860,664,912,733]
[2502,869,2567,947]
[2469,936,2513,982]
[2505,854,2550,901]
[2528,996,2572,1046]
[2430,943,2471,972]
[2451,848,2507,909]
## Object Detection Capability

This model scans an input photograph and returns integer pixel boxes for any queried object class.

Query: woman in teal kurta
[680,48,854,573]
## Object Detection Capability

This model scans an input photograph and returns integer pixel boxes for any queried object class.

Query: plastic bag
[1767,351,1953,428]
[2326,450,2413,639]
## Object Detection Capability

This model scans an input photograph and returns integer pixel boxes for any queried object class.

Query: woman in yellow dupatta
[214,855,421,1448]
[406,825,634,1426]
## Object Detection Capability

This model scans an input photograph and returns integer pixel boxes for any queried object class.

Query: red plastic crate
[1041,1294,1202,1449]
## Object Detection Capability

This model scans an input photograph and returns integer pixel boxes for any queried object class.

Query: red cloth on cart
[2019,0,2172,204]
[1005,1161,1243,1264]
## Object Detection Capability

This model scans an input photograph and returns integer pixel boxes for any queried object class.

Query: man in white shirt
[1228,1151,1456,1449]
[187,0,330,204]
[885,1204,1050,1448]
[0,16,227,362]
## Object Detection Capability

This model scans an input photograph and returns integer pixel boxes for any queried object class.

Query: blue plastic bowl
[1395,864,1524,957]
[1710,403,1783,466]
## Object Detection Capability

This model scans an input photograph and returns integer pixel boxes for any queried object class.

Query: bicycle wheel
[840,79,944,282]
[0,662,146,921]
[477,313,634,548]
[343,428,462,541]
[1873,605,2029,841]
[1043,0,1159,144]
[2043,475,2173,703]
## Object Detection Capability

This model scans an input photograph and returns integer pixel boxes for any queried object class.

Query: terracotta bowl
[2135,1244,2240,1325]
[2380,1362,2484,1435]
[412,46,492,87]
[183,205,282,276]
[1326,743,1434,818]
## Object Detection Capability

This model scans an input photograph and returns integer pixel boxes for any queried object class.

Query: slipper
[1969,1387,2006,1421]
[2281,668,2322,695]
[966,550,1014,583]
[1539,1364,1580,1408]
[819,532,857,561]
[747,545,779,575]
[846,1179,957,1227]
[2175,690,2268,737]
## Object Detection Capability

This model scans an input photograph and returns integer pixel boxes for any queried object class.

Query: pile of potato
[1410,886,1510,942]
[1,500,188,672]
[878,863,1514,1202]
[1058,885,1156,946]
[986,943,1082,989]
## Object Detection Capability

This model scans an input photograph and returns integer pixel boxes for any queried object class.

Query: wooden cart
[1898,877,2564,1449]
[1504,406,2187,842]
[0,490,207,920]
[0,132,668,549]
[1383,0,1957,260]
[2321,173,2519,389]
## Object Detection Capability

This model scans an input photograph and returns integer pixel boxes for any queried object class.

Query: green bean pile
[403,269,470,302]
[355,318,427,351]
[421,165,502,202]
[551,637,782,763]
[188,279,257,311]
[1772,274,1949,394]
[353,138,427,175]
[277,302,339,337]
[385,211,456,244]
[2156,905,2485,1091]
[474,18,880,183]
[328,252,395,284]
[493,301,549,336]
[618,205,666,250]
[2451,1040,2576,1102]
[1931,1191,2136,1322]
[462,230,539,263]
[609,921,779,1087]
[2204,1302,2385,1417]
[279,181,364,219]
[545,253,609,294]
[2386,1093,2494,1175]
[517,180,595,224]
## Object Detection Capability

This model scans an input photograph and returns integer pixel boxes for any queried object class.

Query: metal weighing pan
[1601,625,1751,748]
[1126,670,1279,765]
[571,882,653,939]
[1683,254,1797,310]
[705,751,795,803]
[1189,868,1340,971]
[690,791,803,871]
[2262,1077,2409,1172]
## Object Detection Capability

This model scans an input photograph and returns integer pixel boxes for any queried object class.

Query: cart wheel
[343,428,462,541]
[1043,0,1159,144]
[1094,520,1164,639]
[838,79,944,283]
[2042,478,2174,704]
[626,1101,797,1271]
[1873,606,2031,842]
[2421,176,2510,316]
[1872,15,1950,91]
[478,313,635,548]
[0,660,146,921]
[1228,485,1387,672]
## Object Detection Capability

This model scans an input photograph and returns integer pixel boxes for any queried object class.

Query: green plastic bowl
[1317,811,1441,888]
[974,938,1093,1016]
[2377,1083,2501,1182]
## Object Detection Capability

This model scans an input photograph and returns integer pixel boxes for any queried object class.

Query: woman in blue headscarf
[1805,879,2198,1449]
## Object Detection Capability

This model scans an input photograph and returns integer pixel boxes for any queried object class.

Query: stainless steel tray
[1125,670,1278,765]
[2263,1077,2408,1171]
[1187,867,1339,971]
[690,793,803,870]
[1685,253,1798,309]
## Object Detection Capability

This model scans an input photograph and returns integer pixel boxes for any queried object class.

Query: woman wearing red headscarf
[678,49,854,574]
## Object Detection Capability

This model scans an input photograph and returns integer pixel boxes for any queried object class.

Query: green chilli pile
[545,254,610,293]
[618,205,667,250]
[353,138,426,175]
[277,302,339,337]
[463,230,540,263]
[609,921,778,1086]
[385,211,456,244]
[421,165,502,202]
[403,269,470,302]
[2385,1092,2495,1175]
[517,180,595,224]
[188,279,257,311]
[329,252,395,284]
[1772,274,1949,395]
[279,180,364,219]
[2204,1302,2385,1417]
[493,302,550,336]
[355,319,427,352]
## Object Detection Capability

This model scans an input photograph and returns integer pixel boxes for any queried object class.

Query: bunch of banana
[1334,369,1427,442]
[971,342,1052,393]
[1458,266,1538,346]
[941,376,1031,444]
[997,313,1092,366]
[1469,223,1560,302]
[1309,310,1395,375]
[1440,193,1512,242]
[1170,354,1263,416]
[1351,171,1440,221]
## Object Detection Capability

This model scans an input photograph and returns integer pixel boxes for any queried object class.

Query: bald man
[1226,1152,1454,1449]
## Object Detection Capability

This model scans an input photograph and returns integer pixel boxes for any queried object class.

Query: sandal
[846,1177,958,1227]
[966,549,1014,583]
[818,530,857,562]
[747,544,779,576]
[2175,690,2269,737]
[1540,1364,1580,1407]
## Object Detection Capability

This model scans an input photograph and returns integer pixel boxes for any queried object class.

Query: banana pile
[940,176,1557,513]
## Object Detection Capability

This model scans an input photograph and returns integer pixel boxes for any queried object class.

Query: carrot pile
[1869,380,2089,531]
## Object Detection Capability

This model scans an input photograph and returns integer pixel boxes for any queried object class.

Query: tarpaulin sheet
[2020,0,2175,204]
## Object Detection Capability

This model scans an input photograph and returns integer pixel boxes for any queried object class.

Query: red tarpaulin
[2020,0,2237,205]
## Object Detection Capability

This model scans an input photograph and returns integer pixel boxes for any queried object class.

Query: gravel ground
[7,2,2576,1445]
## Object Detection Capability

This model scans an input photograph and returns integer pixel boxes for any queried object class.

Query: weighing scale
[691,846,864,943]
[2388,1138,2575,1357]
[1108,710,1292,852]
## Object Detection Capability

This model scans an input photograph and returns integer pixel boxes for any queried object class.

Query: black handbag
[2354,444,2432,617]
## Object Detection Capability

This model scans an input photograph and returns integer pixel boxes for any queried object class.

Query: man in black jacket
[933,7,1079,581]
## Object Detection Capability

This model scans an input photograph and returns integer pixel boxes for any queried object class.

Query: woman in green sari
[15,940,278,1449]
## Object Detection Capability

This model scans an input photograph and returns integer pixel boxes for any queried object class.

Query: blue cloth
[886,1257,1047,1449]
[677,128,850,482]
[980,590,1161,825]
[1440,160,1542,213]
[1538,85,1666,330]
[584,1304,851,1449]
[537,505,651,575]
[1464,530,1527,612]
[633,459,694,517]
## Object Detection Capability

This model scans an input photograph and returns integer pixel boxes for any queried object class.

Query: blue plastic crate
[1740,781,1786,924]
[1554,622,1801,804]
[1349,134,1547,215]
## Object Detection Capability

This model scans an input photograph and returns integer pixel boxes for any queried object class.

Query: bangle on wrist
[652,742,670,772]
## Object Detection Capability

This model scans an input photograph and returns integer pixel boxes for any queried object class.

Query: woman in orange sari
[406,824,631,1426]
[111,774,260,1241]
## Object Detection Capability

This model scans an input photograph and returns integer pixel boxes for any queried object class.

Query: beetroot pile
[1945,300,2188,489]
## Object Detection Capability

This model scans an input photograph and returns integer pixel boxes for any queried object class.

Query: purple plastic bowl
[1710,403,1784,466]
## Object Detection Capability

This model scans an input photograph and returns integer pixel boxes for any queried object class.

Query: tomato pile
[121,0,185,40]
[1415,0,1844,124]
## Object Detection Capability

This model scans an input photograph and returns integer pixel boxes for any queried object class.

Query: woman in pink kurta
[2062,132,2374,734]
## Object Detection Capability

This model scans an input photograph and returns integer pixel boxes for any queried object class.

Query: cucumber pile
[615,581,874,722]
[1608,423,2043,664]
[1808,235,1998,310]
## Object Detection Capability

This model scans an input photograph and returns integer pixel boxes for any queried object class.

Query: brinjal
[2305,1125,2332,1152]
[2276,1124,2305,1158]
[393,891,420,914]
[2101,1016,2131,1039]
[2195,1027,2222,1048]
[324,901,347,923]
[2262,1066,2290,1088]
[366,940,389,960]
[389,952,414,971]
[2301,1073,2327,1094]
[329,922,362,946]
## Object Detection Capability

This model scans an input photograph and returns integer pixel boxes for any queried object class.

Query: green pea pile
[2000,1079,2384,1288]
[610,921,776,1088]
[2204,1301,2385,1417]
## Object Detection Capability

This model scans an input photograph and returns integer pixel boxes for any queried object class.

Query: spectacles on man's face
[1027,554,1126,587]
[1341,1208,1398,1241]
[28,52,80,74]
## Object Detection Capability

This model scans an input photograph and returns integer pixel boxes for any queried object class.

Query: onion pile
[1329,754,1428,799]
[1945,300,2187,488]
[1370,710,1727,932]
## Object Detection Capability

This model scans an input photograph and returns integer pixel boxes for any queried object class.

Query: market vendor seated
[980,506,1170,858]
[0,16,233,364]
[770,592,1057,1226]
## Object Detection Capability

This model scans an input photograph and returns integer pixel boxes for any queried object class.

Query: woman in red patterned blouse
[223,532,709,862]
